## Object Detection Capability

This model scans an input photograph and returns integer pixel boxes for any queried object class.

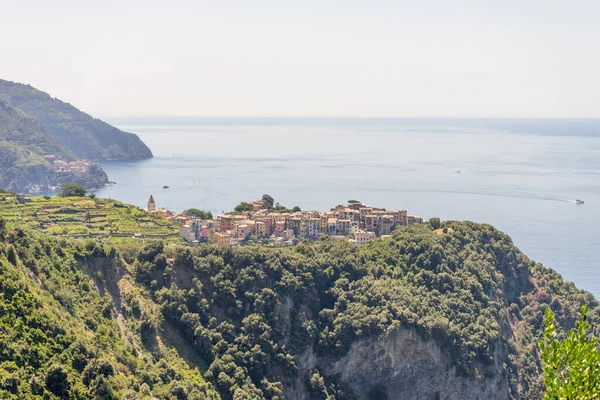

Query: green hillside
[0,102,108,192]
[0,194,179,240]
[0,100,74,161]
[130,222,599,399]
[0,220,219,399]
[0,79,152,161]
[0,212,598,399]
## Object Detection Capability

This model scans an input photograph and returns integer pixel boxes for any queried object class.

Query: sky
[1,0,599,118]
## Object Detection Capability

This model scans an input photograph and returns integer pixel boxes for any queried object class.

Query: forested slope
[0,79,152,161]
[133,222,598,399]
[0,100,74,161]
[0,220,218,399]
[0,101,108,192]
[0,217,597,399]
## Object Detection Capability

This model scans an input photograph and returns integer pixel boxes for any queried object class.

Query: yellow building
[213,232,228,245]
[320,216,328,231]
[255,221,266,237]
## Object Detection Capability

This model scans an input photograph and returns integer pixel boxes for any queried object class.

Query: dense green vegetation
[539,306,600,398]
[0,209,598,399]
[233,203,254,213]
[0,219,218,399]
[127,221,599,399]
[0,100,74,162]
[270,204,301,213]
[231,196,301,215]
[0,79,152,161]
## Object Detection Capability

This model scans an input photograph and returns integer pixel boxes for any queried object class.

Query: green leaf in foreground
[539,306,600,399]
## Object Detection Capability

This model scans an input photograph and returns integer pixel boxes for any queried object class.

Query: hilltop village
[147,194,423,247]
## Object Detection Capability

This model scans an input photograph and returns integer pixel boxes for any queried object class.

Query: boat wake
[369,188,577,203]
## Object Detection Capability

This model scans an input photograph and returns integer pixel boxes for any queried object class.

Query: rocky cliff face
[0,161,109,193]
[287,329,509,400]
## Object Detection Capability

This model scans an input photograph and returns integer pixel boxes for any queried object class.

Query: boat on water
[163,185,169,189]
[576,199,584,204]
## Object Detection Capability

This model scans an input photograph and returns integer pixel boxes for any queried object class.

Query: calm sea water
[99,117,600,298]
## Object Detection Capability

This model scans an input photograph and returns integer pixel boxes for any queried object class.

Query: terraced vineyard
[0,194,180,239]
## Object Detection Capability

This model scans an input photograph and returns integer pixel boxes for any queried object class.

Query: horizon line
[101,115,600,120]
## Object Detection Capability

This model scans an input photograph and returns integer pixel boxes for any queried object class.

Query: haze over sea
[99,117,600,298]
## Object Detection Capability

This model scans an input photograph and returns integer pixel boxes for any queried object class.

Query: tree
[539,306,600,399]
[262,194,274,209]
[175,247,193,268]
[234,203,253,213]
[45,364,70,397]
[138,241,165,263]
[428,217,441,230]
[91,375,118,400]
[60,183,87,197]
[0,217,5,240]
[184,208,213,220]
[292,206,301,212]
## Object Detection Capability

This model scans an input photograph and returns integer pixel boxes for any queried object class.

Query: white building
[354,229,376,245]
[179,225,195,243]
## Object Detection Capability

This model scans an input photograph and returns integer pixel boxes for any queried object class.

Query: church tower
[148,195,156,212]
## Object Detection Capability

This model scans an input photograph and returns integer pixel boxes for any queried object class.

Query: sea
[98,117,600,299]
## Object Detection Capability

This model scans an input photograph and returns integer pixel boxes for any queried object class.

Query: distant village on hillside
[43,155,100,176]
[146,194,423,247]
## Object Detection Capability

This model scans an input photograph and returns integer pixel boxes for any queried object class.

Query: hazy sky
[1,0,599,117]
